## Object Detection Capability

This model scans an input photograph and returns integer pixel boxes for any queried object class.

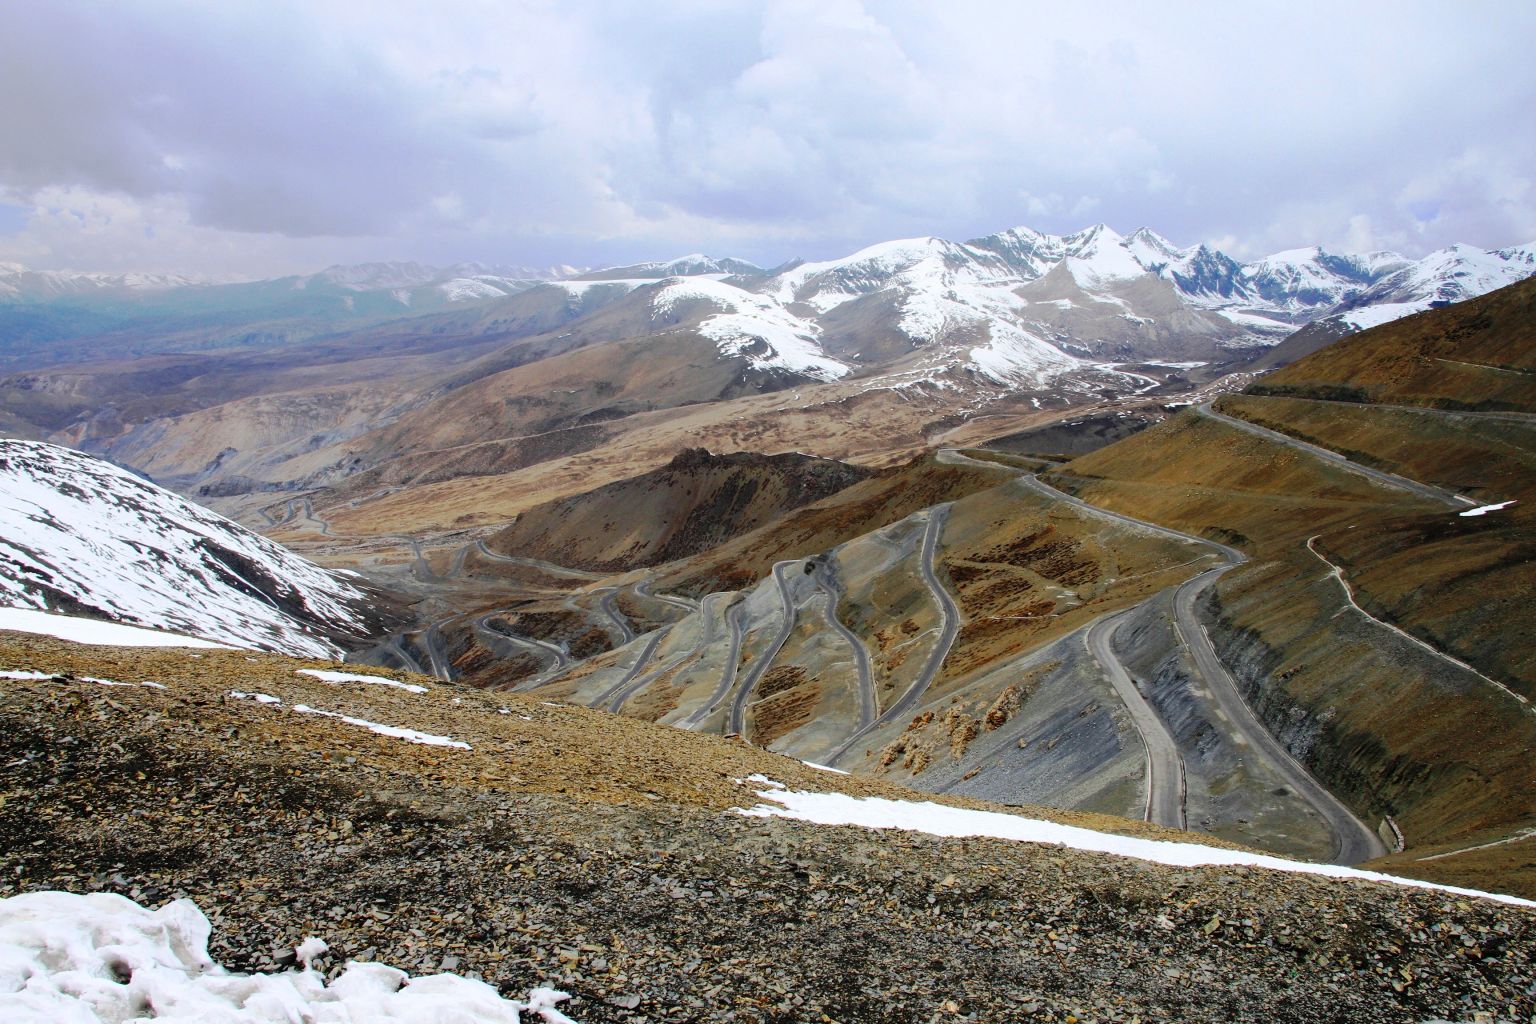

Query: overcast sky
[2,1,1533,277]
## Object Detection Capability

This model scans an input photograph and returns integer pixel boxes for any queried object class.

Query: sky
[1,0,1533,278]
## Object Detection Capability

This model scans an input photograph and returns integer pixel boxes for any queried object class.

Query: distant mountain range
[5,223,1528,386]
[2,221,1533,533]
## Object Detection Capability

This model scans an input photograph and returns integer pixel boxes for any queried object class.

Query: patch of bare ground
[878,666,1055,781]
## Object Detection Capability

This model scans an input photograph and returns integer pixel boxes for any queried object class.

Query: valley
[3,227,1535,1023]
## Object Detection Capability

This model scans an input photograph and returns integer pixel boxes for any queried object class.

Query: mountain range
[3,223,1531,526]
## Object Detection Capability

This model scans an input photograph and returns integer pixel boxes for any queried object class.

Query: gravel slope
[1,632,1531,1023]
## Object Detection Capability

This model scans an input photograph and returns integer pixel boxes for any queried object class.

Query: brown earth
[488,448,872,573]
[1251,275,1536,412]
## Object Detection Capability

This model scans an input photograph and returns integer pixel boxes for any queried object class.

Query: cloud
[0,0,1532,276]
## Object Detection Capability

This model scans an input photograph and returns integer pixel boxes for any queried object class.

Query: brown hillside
[1051,408,1536,868]
[655,453,1005,595]
[488,448,873,572]
[1253,275,1536,412]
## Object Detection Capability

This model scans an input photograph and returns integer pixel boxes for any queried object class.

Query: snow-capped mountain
[0,262,202,302]
[762,235,1078,384]
[575,253,764,282]
[0,440,377,657]
[652,277,851,381]
[541,226,1536,394]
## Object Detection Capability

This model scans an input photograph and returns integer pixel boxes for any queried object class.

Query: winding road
[469,540,607,580]
[815,567,876,729]
[938,446,1388,862]
[586,628,668,706]
[728,561,803,736]
[827,505,960,765]
[680,600,747,729]
[606,593,725,714]
[1196,402,1475,508]
[1173,568,1387,864]
[1085,608,1186,829]
[475,612,570,674]
[635,579,702,614]
[379,635,428,676]
[595,587,638,645]
[1305,536,1532,717]
[420,623,452,681]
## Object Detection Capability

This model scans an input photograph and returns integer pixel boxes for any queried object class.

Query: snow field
[0,608,236,650]
[0,891,577,1023]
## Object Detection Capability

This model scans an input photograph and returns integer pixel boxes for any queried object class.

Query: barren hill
[488,449,873,573]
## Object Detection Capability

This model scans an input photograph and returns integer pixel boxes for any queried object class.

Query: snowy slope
[0,440,372,657]
[760,236,1080,385]
[652,278,850,380]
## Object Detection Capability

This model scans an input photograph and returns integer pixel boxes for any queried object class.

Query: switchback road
[827,505,959,765]
[729,561,802,736]
[1173,568,1387,864]
[1085,608,1186,829]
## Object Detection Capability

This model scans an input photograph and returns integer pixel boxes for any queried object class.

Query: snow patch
[735,785,1536,908]
[230,690,282,704]
[654,278,849,381]
[229,690,470,749]
[0,608,234,650]
[0,891,578,1022]
[1338,302,1425,330]
[1459,500,1517,517]
[297,669,429,694]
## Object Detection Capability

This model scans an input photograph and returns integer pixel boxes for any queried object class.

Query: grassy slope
[1043,281,1536,890]
[1252,275,1536,412]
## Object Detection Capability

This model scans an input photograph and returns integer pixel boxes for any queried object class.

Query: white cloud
[0,0,1531,275]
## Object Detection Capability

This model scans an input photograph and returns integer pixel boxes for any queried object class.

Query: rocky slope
[1,628,1531,1023]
